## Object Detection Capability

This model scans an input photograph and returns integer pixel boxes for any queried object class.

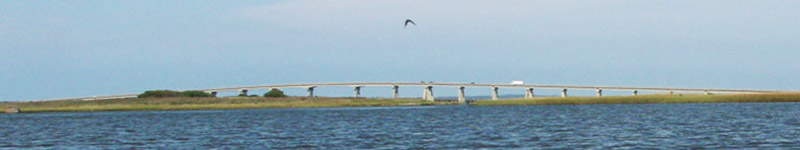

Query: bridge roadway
[197,82,775,93]
[45,82,779,102]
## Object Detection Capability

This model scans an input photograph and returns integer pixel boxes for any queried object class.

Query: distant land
[0,97,457,113]
[4,93,800,113]
[436,94,560,100]
[473,93,800,106]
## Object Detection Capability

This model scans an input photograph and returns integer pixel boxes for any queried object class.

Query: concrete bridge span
[46,82,780,102]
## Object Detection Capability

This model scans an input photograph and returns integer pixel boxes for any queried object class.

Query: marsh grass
[6,93,799,113]
[0,97,457,113]
[470,93,800,106]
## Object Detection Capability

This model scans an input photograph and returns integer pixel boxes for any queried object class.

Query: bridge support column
[596,89,602,97]
[491,86,499,100]
[525,88,534,99]
[239,89,248,96]
[422,87,428,100]
[353,86,362,98]
[633,90,638,96]
[307,87,315,97]
[458,86,466,103]
[423,86,434,101]
[561,88,568,97]
[392,85,399,99]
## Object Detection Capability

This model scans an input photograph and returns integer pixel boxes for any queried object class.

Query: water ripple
[2,103,800,149]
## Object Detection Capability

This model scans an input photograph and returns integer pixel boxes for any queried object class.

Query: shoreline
[0,97,458,113]
[470,93,800,106]
[4,93,800,113]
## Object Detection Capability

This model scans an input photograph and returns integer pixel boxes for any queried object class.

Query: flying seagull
[404,19,416,27]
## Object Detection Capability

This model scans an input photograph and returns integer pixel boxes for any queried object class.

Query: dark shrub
[138,90,184,98]
[182,90,214,97]
[263,89,287,97]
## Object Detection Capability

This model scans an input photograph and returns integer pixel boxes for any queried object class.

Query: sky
[2,0,800,101]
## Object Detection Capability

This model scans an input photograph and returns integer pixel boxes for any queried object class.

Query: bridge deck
[37,82,782,101]
[199,82,775,93]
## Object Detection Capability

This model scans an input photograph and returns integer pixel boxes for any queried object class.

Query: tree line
[138,89,287,98]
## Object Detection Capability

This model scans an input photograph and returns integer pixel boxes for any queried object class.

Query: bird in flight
[404,19,416,27]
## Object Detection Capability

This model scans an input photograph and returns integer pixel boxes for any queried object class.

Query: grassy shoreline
[1,97,457,113]
[5,93,800,113]
[470,93,800,106]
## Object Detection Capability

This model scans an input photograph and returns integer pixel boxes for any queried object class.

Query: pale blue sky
[2,0,799,101]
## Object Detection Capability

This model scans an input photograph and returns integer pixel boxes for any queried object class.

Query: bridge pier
[239,89,248,96]
[422,86,434,101]
[596,89,602,97]
[353,86,362,98]
[525,88,534,99]
[307,87,315,97]
[561,88,568,97]
[392,85,399,99]
[458,86,466,103]
[422,87,428,100]
[491,86,499,100]
[633,90,638,96]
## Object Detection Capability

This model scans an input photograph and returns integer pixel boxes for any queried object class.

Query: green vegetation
[137,90,214,98]
[471,93,800,106]
[263,89,287,97]
[0,97,457,113]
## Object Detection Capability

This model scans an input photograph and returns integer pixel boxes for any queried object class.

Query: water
[3,103,800,149]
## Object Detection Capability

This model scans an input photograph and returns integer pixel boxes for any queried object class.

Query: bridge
[44,82,781,102]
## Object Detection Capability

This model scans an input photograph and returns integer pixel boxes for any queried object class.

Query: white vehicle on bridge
[510,80,524,85]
